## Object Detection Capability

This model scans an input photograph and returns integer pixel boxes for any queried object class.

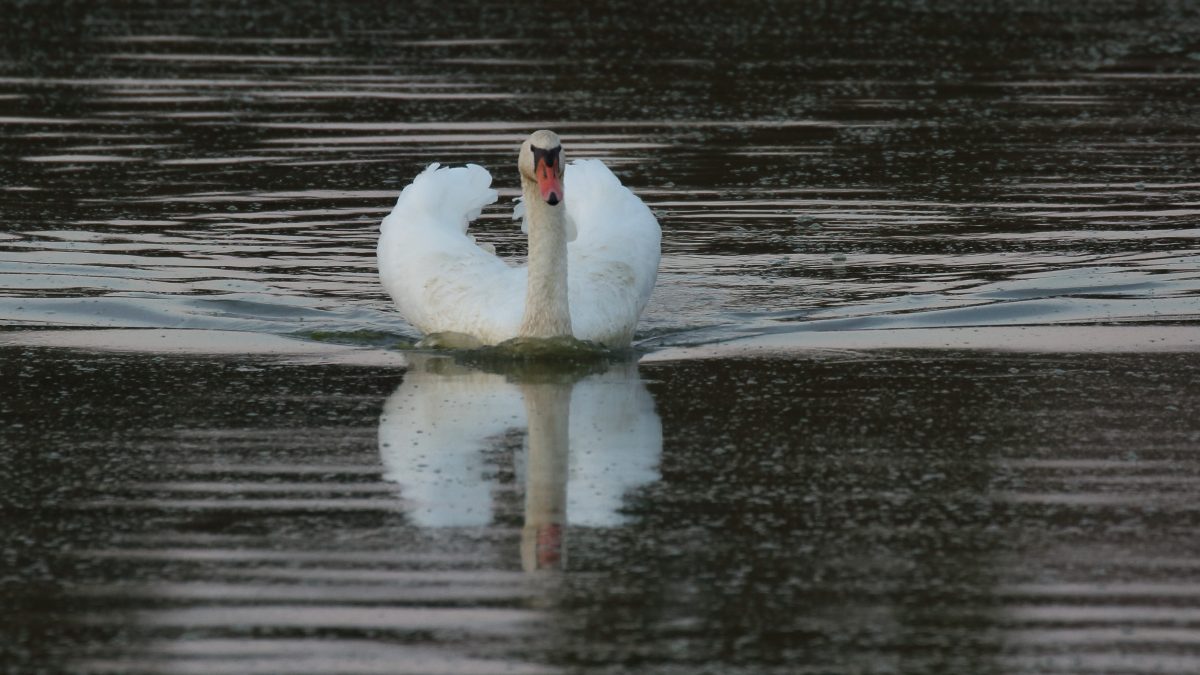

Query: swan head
[519,130,565,207]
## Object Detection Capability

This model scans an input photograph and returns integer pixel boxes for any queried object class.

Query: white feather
[378,158,660,347]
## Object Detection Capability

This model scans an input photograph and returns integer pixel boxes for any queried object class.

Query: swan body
[377,131,660,348]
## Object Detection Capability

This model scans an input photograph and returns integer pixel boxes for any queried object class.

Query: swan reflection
[378,354,661,570]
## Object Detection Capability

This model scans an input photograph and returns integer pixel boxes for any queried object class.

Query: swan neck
[519,186,572,338]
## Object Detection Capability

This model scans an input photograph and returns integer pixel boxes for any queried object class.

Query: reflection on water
[379,355,660,570]
[3,348,1200,672]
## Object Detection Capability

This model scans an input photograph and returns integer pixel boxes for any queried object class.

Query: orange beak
[535,155,563,206]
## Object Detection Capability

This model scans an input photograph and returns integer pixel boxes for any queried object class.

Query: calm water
[3,1,1200,673]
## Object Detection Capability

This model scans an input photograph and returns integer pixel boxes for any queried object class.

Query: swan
[377,130,661,348]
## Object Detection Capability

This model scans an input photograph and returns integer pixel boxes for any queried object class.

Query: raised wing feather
[377,163,525,343]
[564,159,662,345]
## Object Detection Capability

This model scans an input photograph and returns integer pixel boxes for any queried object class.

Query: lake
[3,1,1200,673]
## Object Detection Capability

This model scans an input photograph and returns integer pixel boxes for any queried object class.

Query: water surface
[3,1,1200,673]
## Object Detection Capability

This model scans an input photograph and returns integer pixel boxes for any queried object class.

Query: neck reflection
[378,354,661,571]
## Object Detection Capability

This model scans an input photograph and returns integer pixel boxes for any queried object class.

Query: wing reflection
[378,354,661,571]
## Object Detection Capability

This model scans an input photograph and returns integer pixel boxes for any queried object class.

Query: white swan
[377,130,661,348]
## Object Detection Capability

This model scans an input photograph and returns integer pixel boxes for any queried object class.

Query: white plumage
[377,155,660,348]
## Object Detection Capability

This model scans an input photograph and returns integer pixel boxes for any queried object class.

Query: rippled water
[3,1,1200,673]
[4,2,1198,346]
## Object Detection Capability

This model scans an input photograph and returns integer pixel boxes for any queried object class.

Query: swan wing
[378,163,524,343]
[564,159,662,345]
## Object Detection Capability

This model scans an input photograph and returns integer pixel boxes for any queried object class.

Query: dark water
[3,1,1200,673]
